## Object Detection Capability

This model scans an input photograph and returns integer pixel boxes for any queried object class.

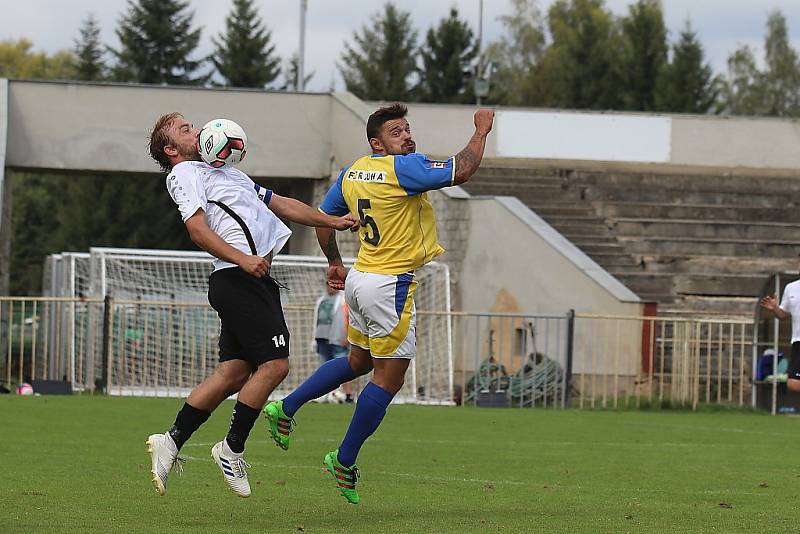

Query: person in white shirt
[144,112,358,499]
[759,277,800,393]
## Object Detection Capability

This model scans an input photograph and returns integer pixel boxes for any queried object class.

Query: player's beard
[177,140,202,162]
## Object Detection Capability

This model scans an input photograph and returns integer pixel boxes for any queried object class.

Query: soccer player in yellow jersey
[264,103,494,504]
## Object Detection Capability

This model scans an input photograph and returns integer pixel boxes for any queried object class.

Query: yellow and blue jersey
[320,153,455,275]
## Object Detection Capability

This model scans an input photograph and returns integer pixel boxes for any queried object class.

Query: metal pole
[772,274,780,415]
[476,0,484,106]
[564,310,574,407]
[298,0,308,92]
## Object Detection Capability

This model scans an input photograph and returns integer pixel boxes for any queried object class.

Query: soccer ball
[199,118,247,168]
[16,382,33,395]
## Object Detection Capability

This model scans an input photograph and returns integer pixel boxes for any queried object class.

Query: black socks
[168,402,211,451]
[225,401,261,453]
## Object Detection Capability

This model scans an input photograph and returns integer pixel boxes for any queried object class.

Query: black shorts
[208,267,290,366]
[790,342,800,380]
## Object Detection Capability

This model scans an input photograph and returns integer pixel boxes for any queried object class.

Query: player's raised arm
[268,194,359,231]
[453,109,494,185]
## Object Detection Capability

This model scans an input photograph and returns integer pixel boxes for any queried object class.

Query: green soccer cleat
[263,400,294,450]
[324,450,360,505]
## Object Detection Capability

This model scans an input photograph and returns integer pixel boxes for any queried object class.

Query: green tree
[339,3,419,101]
[418,7,477,103]
[74,14,106,81]
[483,0,548,106]
[620,0,667,111]
[0,39,76,79]
[540,0,625,110]
[111,0,207,85]
[281,54,314,91]
[721,10,800,117]
[655,22,718,113]
[761,10,800,116]
[9,173,61,294]
[212,0,281,88]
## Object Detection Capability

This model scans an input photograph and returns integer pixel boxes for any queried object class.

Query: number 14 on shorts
[272,334,286,347]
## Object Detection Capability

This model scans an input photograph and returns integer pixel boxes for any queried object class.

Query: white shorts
[345,268,417,359]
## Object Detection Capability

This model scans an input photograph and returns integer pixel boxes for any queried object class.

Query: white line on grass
[181,454,530,486]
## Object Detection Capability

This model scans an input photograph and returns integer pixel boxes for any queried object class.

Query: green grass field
[1,396,798,533]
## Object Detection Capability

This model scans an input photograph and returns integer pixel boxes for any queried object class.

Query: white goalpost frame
[48,247,454,404]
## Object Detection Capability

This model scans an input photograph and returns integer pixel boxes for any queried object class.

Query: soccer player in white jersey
[144,112,358,498]
[760,270,800,393]
[264,104,494,504]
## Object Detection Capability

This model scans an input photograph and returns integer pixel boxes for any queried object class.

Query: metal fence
[1,297,770,412]
[573,314,755,410]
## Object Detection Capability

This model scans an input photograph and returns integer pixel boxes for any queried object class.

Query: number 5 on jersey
[358,198,381,246]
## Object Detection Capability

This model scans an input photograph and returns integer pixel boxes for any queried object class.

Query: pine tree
[620,0,667,111]
[74,14,106,81]
[655,22,718,113]
[111,0,207,85]
[338,3,419,101]
[483,0,548,106]
[540,0,626,110]
[418,8,477,103]
[212,0,280,88]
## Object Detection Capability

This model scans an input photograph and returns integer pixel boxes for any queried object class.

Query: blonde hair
[148,112,183,172]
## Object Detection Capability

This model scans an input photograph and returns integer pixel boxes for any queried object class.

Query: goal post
[47,248,454,404]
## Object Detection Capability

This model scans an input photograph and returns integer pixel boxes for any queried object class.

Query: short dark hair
[366,103,408,142]
[148,112,182,172]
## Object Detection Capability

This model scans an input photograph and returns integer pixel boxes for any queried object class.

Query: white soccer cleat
[146,432,182,496]
[211,440,252,498]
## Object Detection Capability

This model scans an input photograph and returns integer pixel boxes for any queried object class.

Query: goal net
[45,248,453,404]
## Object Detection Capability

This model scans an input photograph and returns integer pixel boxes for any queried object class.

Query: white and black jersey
[166,161,291,272]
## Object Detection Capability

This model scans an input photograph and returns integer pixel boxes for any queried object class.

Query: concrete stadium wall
[401,102,800,171]
[5,80,333,177]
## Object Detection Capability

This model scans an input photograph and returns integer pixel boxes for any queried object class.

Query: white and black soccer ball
[199,118,248,168]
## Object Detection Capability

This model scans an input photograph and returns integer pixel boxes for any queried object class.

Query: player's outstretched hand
[760,293,778,310]
[239,254,270,278]
[474,109,494,136]
[327,264,348,290]
[331,214,360,231]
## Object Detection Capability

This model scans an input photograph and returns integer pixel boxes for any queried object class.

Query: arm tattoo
[455,146,480,180]
[324,232,341,263]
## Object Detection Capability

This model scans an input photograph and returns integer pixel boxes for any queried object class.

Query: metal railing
[0,297,766,412]
[573,314,755,410]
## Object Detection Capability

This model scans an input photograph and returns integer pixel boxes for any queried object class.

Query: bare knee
[348,349,373,376]
[215,362,251,391]
[263,357,289,381]
[373,375,404,395]
[788,379,800,393]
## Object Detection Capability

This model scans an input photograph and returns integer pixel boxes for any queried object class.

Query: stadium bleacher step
[464,164,800,315]
[618,236,800,257]
[599,202,800,222]
[611,218,800,241]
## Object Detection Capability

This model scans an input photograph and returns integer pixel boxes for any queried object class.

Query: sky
[2,0,800,91]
